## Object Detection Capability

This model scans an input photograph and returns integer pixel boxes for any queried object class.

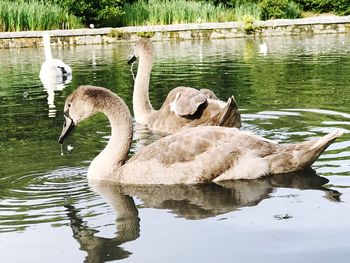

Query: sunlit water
[0,35,350,263]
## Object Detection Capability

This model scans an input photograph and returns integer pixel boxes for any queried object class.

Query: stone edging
[1,16,350,48]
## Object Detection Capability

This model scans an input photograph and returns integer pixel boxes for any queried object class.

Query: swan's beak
[127,55,137,64]
[58,115,75,144]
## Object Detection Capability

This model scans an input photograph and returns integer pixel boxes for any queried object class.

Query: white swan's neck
[88,95,133,181]
[133,52,154,124]
[43,34,53,60]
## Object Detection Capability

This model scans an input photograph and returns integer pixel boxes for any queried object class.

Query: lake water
[0,35,349,263]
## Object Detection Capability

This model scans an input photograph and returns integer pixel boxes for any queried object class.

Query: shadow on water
[64,168,340,262]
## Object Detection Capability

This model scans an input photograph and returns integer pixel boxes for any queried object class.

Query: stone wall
[1,16,350,48]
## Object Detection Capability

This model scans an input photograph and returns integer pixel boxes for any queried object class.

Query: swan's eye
[68,103,71,108]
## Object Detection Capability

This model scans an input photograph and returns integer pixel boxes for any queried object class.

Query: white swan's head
[127,37,153,64]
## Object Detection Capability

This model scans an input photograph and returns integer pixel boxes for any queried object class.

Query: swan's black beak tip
[127,55,137,65]
[58,115,75,144]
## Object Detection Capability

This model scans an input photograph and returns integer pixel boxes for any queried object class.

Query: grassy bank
[120,0,301,26]
[121,0,236,26]
[0,0,81,32]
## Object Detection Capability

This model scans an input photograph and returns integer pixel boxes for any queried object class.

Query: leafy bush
[209,0,260,7]
[286,1,302,18]
[259,0,301,19]
[242,14,256,32]
[51,0,125,27]
[294,0,350,15]
[229,0,260,7]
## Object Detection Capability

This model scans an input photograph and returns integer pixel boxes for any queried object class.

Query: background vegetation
[0,0,349,31]
[121,0,236,26]
[0,0,82,31]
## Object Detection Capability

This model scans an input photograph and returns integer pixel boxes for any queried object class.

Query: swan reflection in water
[64,169,340,262]
[40,75,71,118]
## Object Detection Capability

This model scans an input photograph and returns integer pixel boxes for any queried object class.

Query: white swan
[128,38,241,133]
[39,33,72,85]
[58,86,343,184]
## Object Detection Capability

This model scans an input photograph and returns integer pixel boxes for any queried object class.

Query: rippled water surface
[0,35,350,263]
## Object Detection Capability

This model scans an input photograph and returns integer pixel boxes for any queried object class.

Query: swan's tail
[218,96,241,128]
[268,129,344,174]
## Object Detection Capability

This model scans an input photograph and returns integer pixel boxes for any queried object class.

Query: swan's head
[127,38,153,64]
[58,86,109,144]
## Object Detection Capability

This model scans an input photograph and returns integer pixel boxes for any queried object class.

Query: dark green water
[0,35,349,263]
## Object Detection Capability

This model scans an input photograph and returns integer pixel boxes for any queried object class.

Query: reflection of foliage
[242,39,256,62]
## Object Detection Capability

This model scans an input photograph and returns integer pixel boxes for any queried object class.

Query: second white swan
[39,33,72,85]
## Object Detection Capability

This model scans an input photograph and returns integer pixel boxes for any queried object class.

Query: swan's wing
[52,59,72,75]
[40,60,72,87]
[169,87,207,116]
[151,87,241,133]
[206,96,241,128]
[125,127,277,184]
[199,89,219,100]
[129,127,232,163]
[169,87,225,116]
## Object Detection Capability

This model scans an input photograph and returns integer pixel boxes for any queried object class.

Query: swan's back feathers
[40,59,72,85]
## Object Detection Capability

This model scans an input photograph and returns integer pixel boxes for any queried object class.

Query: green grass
[234,4,262,21]
[0,0,81,31]
[121,0,236,26]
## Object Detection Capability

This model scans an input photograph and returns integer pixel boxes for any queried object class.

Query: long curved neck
[43,35,53,60]
[133,52,154,124]
[88,95,133,181]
